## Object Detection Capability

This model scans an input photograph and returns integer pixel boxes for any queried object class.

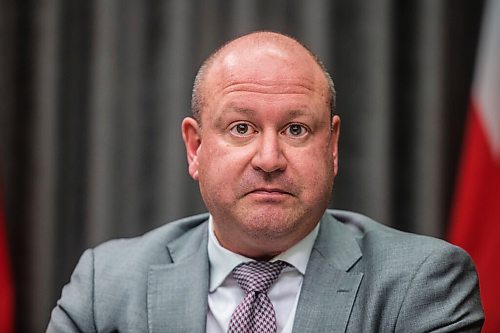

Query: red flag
[448,0,500,331]
[0,183,14,333]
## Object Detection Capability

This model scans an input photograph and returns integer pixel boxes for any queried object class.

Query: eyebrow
[224,107,254,116]
[285,109,310,118]
[213,107,254,128]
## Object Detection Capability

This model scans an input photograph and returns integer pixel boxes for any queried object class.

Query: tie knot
[232,261,288,294]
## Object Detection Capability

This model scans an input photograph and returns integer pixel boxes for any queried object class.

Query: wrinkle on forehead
[221,81,315,95]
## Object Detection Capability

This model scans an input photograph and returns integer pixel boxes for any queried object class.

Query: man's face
[182,40,340,259]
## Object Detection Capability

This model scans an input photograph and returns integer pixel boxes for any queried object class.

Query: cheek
[298,141,333,168]
[198,145,223,183]
[293,144,335,189]
[197,140,251,188]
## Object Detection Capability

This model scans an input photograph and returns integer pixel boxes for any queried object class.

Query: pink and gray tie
[228,261,288,333]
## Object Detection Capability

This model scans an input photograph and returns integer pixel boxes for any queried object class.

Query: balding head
[191,31,335,124]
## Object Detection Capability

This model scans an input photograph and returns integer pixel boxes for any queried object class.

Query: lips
[250,187,291,195]
[244,187,295,202]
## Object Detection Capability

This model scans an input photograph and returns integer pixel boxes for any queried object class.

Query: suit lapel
[147,221,210,333]
[293,213,364,333]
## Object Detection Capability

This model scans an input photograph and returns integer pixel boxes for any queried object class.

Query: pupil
[290,125,301,135]
[237,124,247,134]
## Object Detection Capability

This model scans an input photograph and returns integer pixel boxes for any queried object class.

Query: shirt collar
[207,215,320,292]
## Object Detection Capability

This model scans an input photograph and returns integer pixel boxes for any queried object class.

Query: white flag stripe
[473,0,500,157]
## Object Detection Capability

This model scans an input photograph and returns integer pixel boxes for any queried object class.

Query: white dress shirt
[206,216,319,333]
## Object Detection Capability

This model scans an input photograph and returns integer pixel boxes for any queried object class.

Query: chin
[238,208,308,241]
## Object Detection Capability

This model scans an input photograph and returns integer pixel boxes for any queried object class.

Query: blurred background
[0,0,491,331]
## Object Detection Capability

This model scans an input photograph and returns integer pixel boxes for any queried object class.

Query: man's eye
[230,123,254,136]
[285,124,307,137]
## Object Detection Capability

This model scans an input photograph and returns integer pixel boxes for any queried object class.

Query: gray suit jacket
[47,210,484,332]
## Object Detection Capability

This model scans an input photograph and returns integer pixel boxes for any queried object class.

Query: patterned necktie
[228,260,288,333]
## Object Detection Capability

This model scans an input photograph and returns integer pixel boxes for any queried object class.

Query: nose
[251,132,287,173]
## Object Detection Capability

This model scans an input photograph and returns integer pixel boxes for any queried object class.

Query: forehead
[209,43,325,91]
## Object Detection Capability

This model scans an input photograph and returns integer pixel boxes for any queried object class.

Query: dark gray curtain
[0,0,484,331]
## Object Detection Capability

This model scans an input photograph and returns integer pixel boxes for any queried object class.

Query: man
[47,31,484,332]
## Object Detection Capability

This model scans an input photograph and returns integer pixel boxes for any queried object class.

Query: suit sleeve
[395,244,484,332]
[46,249,97,333]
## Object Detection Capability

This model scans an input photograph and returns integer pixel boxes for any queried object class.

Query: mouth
[251,187,290,194]
[246,187,293,200]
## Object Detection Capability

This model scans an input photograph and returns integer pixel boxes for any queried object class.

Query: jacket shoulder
[328,209,459,256]
[93,212,209,265]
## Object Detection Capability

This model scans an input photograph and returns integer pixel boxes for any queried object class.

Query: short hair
[191,31,336,124]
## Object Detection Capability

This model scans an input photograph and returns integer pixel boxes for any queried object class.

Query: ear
[181,117,202,180]
[330,115,341,176]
